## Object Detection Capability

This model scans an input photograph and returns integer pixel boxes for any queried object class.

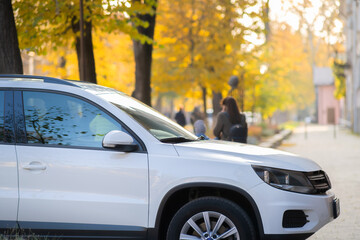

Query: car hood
[173,140,321,172]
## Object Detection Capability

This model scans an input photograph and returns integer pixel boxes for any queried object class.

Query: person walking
[174,107,186,127]
[194,120,209,140]
[190,106,204,126]
[213,97,247,143]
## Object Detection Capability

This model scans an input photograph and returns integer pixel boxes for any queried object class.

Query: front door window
[23,91,132,148]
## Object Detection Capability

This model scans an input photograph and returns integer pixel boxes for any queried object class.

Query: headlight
[252,165,316,194]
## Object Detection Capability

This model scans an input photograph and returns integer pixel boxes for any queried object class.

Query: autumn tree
[14,1,100,82]
[153,0,260,115]
[263,0,344,122]
[131,0,157,106]
[14,0,152,84]
[231,0,343,121]
[332,45,347,100]
[244,23,314,119]
[39,32,136,95]
[0,0,23,74]
[281,0,343,68]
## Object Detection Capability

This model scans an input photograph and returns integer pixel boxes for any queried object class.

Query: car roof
[0,74,123,95]
[0,74,81,87]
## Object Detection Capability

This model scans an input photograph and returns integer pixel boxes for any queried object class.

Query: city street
[279,124,360,239]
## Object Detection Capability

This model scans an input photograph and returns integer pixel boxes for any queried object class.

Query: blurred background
[2,1,360,239]
[1,0,355,141]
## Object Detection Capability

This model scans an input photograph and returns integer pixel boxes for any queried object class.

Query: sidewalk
[258,129,292,148]
[279,124,360,239]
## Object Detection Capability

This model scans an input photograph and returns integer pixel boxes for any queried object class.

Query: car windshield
[93,89,198,142]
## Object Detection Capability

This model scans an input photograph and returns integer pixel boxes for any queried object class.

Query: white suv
[0,75,339,240]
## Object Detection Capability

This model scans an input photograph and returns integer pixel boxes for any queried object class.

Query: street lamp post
[228,75,239,97]
[355,0,360,133]
[79,0,85,81]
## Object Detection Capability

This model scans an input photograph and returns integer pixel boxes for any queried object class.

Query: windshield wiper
[160,137,196,143]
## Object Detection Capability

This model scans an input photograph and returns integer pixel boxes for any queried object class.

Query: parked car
[0,75,339,240]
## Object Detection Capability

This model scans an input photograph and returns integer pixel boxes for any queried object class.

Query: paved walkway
[279,124,360,239]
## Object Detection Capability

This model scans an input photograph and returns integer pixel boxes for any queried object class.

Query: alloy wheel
[179,211,240,240]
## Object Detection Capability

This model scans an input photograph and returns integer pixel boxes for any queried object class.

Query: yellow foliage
[168,57,177,62]
[36,32,135,95]
[240,23,314,117]
[199,30,210,37]
[225,45,232,55]
[94,33,135,94]
[152,0,257,102]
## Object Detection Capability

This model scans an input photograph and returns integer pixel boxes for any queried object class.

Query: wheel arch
[150,182,264,240]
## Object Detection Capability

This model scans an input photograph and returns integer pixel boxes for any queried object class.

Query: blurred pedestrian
[174,107,186,127]
[194,120,209,140]
[190,106,204,126]
[213,97,247,143]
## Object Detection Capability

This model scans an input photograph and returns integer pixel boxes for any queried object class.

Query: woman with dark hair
[213,97,247,143]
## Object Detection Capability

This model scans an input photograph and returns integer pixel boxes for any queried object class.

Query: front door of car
[0,91,18,230]
[14,90,148,238]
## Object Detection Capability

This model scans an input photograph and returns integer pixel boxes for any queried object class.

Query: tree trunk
[133,40,153,106]
[0,0,23,74]
[212,91,223,116]
[239,72,245,112]
[263,0,271,42]
[58,56,67,79]
[72,17,96,83]
[202,86,207,118]
[154,94,163,112]
[132,0,157,106]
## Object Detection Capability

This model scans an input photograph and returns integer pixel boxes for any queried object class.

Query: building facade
[313,67,340,125]
[342,0,360,133]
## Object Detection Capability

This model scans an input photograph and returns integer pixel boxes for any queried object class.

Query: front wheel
[166,197,256,240]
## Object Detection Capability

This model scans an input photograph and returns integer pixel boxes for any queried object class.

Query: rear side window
[0,91,4,142]
[22,91,131,148]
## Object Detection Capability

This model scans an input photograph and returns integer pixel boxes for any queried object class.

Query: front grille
[306,170,331,193]
[283,210,309,228]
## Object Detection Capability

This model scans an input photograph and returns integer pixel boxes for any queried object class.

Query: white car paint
[249,183,335,234]
[0,77,338,238]
[173,141,322,171]
[146,140,334,235]
[16,146,148,227]
[0,145,18,225]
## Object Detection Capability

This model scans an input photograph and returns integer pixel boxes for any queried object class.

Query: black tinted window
[0,91,4,142]
[23,91,128,148]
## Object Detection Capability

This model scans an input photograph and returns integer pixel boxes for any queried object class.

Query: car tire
[166,196,257,240]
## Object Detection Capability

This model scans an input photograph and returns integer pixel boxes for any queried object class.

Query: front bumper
[249,182,338,235]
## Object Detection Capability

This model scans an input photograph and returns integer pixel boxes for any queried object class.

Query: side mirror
[102,130,139,152]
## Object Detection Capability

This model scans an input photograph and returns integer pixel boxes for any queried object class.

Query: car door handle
[22,162,47,171]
